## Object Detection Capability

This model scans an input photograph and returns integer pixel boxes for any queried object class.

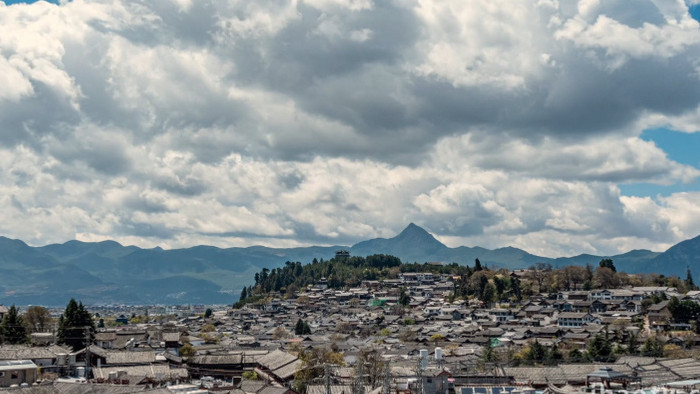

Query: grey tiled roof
[93,365,188,379]
[257,349,297,371]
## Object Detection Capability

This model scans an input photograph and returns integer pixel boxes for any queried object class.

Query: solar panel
[492,387,502,394]
[462,388,474,394]
[475,387,488,394]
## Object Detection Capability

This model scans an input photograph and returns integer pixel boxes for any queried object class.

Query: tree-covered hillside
[238,254,699,309]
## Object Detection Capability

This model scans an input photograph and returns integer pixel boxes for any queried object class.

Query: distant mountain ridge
[0,224,697,305]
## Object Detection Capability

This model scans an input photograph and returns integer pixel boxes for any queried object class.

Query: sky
[1,0,700,258]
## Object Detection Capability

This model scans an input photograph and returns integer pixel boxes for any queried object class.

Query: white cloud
[412,0,552,89]
[0,0,699,258]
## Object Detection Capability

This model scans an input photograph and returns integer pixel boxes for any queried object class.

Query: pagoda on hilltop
[335,249,350,260]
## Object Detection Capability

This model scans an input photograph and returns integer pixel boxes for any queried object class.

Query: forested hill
[236,254,473,306]
[240,254,467,296]
[238,254,698,308]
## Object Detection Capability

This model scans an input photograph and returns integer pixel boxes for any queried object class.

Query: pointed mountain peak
[392,223,446,249]
[351,223,447,260]
[398,222,429,237]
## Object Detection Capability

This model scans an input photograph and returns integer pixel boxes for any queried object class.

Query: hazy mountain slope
[642,234,700,278]
[1,224,698,305]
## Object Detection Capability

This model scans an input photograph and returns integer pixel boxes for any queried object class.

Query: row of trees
[251,254,407,295]
[524,261,697,295]
[488,333,667,367]
[0,299,95,350]
[0,305,52,345]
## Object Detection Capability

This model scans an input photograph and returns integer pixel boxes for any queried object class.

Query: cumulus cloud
[0,0,699,257]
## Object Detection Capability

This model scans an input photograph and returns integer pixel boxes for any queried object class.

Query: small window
[0,372,5,377]
[11,372,18,379]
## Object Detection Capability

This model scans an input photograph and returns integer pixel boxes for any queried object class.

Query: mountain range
[0,223,698,305]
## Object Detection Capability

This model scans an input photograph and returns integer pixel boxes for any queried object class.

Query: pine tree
[627,332,639,355]
[57,299,96,350]
[240,286,248,301]
[511,276,522,302]
[599,258,616,273]
[587,333,614,362]
[295,319,305,335]
[526,340,546,364]
[0,305,27,344]
[642,337,664,357]
[545,342,563,365]
[482,340,497,363]
[474,258,483,271]
[686,267,697,291]
[568,348,586,363]
[399,288,410,306]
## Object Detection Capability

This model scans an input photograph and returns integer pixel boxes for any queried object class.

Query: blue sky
[634,4,700,198]
[2,0,60,4]
[1,0,700,257]
[2,0,61,4]
[620,128,700,197]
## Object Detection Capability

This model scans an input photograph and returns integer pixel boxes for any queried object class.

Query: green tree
[568,348,586,363]
[180,343,196,358]
[641,337,664,357]
[295,318,304,335]
[399,288,411,306]
[599,258,616,273]
[545,342,564,365]
[295,319,311,335]
[481,283,496,306]
[627,333,639,355]
[57,299,96,350]
[686,268,698,291]
[510,276,522,302]
[204,308,212,318]
[0,305,27,344]
[493,276,507,300]
[526,340,547,364]
[240,286,248,301]
[587,333,614,362]
[668,297,700,323]
[474,258,483,271]
[242,371,258,380]
[482,340,497,363]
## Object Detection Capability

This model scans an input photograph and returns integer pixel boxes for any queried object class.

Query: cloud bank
[1,0,700,257]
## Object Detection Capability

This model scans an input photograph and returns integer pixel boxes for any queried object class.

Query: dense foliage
[668,296,700,327]
[295,319,312,335]
[0,305,27,344]
[57,298,96,350]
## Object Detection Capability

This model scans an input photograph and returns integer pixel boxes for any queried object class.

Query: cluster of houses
[1,271,700,393]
